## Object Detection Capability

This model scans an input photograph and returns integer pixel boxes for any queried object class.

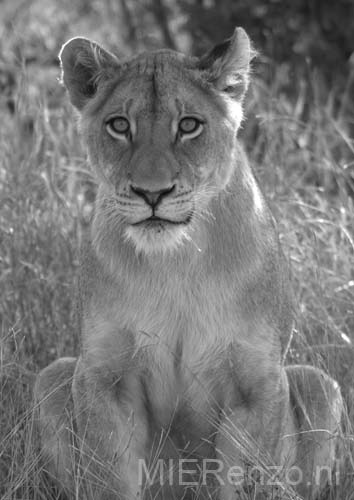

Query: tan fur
[34,28,343,499]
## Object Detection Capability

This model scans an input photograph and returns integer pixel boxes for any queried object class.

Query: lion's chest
[127,281,237,431]
[89,266,247,432]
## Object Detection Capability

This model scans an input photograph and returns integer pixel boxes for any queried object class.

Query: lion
[34,28,343,499]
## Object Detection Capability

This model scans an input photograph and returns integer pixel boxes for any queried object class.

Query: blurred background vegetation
[0,0,354,498]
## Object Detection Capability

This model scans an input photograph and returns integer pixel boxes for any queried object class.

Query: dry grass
[0,0,353,498]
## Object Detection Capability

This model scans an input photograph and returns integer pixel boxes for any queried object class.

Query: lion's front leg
[216,366,297,500]
[72,355,150,500]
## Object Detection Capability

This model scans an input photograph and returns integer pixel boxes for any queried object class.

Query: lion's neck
[91,169,272,289]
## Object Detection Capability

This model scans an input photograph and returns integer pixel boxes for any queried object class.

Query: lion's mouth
[125,211,194,253]
[132,214,192,227]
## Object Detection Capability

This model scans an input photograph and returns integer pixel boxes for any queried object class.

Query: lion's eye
[106,116,131,139]
[178,117,203,139]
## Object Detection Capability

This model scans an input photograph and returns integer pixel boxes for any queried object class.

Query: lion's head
[60,28,253,255]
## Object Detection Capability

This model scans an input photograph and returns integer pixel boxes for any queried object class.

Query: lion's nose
[130,184,176,209]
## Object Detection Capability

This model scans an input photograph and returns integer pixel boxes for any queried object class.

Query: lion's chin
[124,222,191,255]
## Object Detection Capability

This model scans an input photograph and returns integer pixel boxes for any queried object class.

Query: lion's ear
[59,37,119,110]
[199,27,253,100]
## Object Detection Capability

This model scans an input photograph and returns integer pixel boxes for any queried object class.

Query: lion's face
[60,30,252,254]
